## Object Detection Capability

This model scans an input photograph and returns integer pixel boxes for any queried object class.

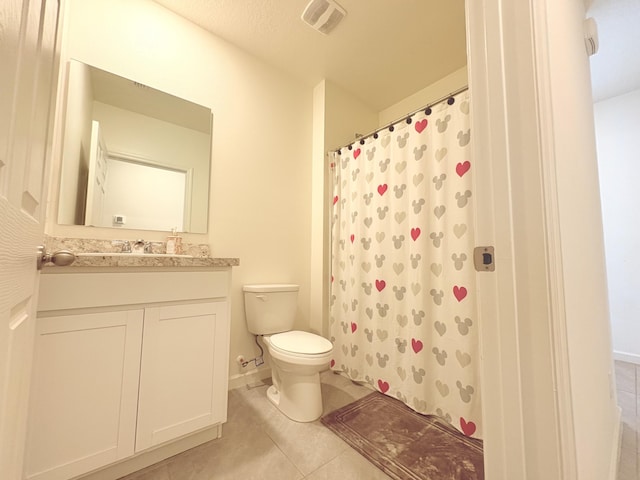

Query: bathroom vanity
[23,254,238,480]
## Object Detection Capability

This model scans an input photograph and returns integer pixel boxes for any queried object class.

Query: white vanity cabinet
[24,267,232,480]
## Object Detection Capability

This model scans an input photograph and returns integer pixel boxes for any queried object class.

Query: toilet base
[266,370,323,423]
[266,384,280,408]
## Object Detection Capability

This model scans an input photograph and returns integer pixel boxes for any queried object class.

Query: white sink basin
[77,252,192,258]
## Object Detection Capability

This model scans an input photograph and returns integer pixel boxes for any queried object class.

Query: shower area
[327,89,482,439]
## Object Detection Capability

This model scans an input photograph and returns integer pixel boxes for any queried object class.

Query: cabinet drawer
[38,269,231,312]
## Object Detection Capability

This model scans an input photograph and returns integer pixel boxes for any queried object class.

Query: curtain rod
[332,85,469,154]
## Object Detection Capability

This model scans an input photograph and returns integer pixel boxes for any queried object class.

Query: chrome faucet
[132,239,145,254]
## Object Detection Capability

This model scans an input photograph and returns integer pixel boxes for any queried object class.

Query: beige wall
[47,0,314,383]
[378,67,468,126]
[594,88,640,364]
[309,80,379,341]
[318,66,468,155]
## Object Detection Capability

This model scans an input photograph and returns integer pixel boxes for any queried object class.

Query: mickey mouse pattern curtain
[329,91,482,438]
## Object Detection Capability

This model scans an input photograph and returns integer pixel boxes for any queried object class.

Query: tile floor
[616,361,640,480]
[119,371,392,480]
[119,362,638,480]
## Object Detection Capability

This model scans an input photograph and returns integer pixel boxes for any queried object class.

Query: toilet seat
[268,330,332,356]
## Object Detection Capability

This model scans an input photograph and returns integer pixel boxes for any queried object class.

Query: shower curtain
[329,91,482,438]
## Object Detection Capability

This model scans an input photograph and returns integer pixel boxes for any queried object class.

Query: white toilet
[243,284,333,422]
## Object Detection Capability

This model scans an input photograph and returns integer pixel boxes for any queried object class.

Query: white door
[0,1,60,479]
[84,120,108,227]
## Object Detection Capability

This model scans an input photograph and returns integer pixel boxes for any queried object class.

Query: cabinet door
[24,310,143,480]
[136,301,229,451]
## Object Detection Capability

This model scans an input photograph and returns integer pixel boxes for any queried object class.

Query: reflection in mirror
[57,60,211,233]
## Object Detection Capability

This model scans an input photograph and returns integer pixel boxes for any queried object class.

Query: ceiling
[151,0,638,110]
[152,0,467,112]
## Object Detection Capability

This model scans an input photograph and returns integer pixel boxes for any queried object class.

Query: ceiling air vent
[301,0,346,35]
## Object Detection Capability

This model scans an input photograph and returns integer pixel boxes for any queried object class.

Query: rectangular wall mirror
[57,60,212,233]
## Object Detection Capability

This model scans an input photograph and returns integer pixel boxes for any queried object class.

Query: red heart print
[375,279,386,292]
[415,119,428,133]
[354,148,361,159]
[377,184,388,196]
[330,359,335,368]
[460,417,477,437]
[411,227,421,241]
[378,379,390,393]
[456,161,471,177]
[350,234,355,243]
[411,338,423,353]
[333,195,339,205]
[453,286,467,302]
[351,322,357,333]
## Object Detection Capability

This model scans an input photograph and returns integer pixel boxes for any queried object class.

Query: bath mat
[321,392,484,480]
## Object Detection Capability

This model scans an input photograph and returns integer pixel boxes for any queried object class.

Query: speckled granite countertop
[44,236,239,268]
[65,254,239,268]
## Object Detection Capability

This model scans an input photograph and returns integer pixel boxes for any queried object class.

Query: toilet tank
[243,284,299,335]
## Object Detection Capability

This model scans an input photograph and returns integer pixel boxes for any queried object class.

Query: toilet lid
[269,331,333,355]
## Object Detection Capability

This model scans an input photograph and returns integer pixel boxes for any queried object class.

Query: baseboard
[228,366,272,390]
[608,405,622,480]
[77,425,222,480]
[613,350,640,365]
